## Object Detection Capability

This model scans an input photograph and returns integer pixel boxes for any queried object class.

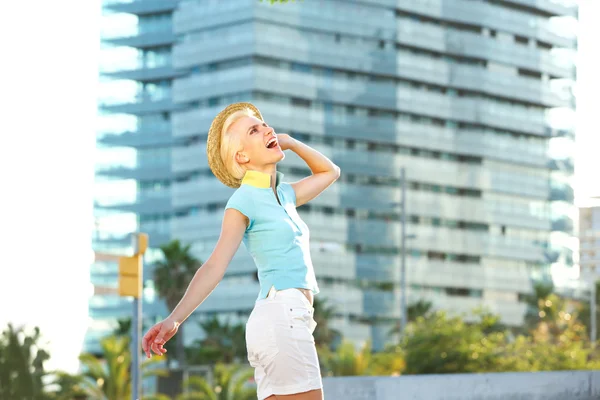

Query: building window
[291,97,311,107]
[428,251,446,261]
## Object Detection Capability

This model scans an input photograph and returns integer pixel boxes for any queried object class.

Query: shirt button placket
[278,188,301,231]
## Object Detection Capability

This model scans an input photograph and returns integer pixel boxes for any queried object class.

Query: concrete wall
[322,370,600,400]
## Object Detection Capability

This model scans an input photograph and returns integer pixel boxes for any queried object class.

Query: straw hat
[206,102,264,188]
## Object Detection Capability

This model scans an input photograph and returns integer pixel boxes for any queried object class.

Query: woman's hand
[142,317,180,358]
[275,133,297,151]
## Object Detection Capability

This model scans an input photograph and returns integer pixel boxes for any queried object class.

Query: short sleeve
[281,182,297,207]
[225,190,254,229]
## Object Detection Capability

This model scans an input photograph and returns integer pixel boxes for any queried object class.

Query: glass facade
[89,0,578,353]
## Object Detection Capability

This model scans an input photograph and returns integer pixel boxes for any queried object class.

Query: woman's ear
[235,151,249,165]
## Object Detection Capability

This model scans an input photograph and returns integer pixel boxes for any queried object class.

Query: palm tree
[577,280,600,344]
[79,335,168,400]
[154,239,203,367]
[47,371,91,400]
[143,395,173,400]
[176,363,255,400]
[312,297,342,350]
[187,317,247,366]
[79,336,131,400]
[388,299,433,338]
[0,324,51,399]
[407,299,433,321]
[113,318,132,337]
[523,281,557,332]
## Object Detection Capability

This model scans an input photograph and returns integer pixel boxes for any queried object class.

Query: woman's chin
[266,148,285,161]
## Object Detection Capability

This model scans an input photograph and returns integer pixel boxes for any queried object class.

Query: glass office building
[89,0,578,352]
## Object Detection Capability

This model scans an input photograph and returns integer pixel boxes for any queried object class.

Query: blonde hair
[220,108,257,180]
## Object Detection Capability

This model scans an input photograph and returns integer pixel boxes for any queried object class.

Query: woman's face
[230,115,285,168]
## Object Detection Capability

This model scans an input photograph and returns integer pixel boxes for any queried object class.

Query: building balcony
[502,0,578,17]
[172,66,253,104]
[97,122,185,148]
[103,30,176,49]
[300,214,546,263]
[92,234,133,250]
[171,212,222,244]
[395,19,574,80]
[174,0,255,35]
[173,38,572,110]
[100,96,186,116]
[172,100,548,168]
[171,143,209,174]
[88,294,165,318]
[104,0,178,16]
[167,174,550,233]
[102,65,186,82]
[551,216,574,233]
[96,163,174,180]
[172,106,220,138]
[548,157,575,173]
[394,0,576,47]
[191,281,260,313]
[93,231,170,249]
[549,182,575,202]
[284,144,549,200]
[172,65,551,137]
[172,209,546,263]
[95,196,172,214]
[175,0,575,49]
[173,16,574,81]
[171,178,234,209]
[98,129,181,149]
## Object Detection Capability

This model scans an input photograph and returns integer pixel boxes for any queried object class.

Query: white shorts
[246,288,323,399]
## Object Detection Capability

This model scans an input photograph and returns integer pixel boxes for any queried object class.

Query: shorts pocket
[246,308,280,367]
[285,305,317,341]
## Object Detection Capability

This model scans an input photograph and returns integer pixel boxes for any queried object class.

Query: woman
[142,102,340,400]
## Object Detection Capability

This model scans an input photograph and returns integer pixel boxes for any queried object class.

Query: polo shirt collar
[241,170,284,189]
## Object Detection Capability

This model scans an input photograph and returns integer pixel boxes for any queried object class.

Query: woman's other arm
[142,208,248,357]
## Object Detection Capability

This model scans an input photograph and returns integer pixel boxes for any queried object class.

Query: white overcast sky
[0,0,598,373]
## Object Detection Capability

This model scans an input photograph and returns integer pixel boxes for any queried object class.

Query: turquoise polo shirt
[225,170,320,300]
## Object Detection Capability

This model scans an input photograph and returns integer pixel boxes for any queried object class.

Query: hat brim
[206,102,264,188]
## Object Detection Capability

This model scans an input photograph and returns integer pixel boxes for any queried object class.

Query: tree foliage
[0,324,51,399]
[312,297,342,351]
[78,335,168,400]
[401,293,600,375]
[577,280,600,345]
[388,299,434,337]
[401,311,508,374]
[176,363,255,400]
[186,317,247,366]
[321,340,405,377]
[154,239,203,366]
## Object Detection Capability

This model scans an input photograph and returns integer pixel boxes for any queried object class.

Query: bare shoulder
[205,208,247,269]
[223,207,248,231]
[221,207,248,238]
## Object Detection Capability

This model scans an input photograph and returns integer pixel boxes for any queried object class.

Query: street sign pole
[118,233,147,400]
[131,233,147,400]
[592,277,597,348]
[400,167,407,333]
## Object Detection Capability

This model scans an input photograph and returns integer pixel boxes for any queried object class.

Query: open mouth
[266,137,278,149]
